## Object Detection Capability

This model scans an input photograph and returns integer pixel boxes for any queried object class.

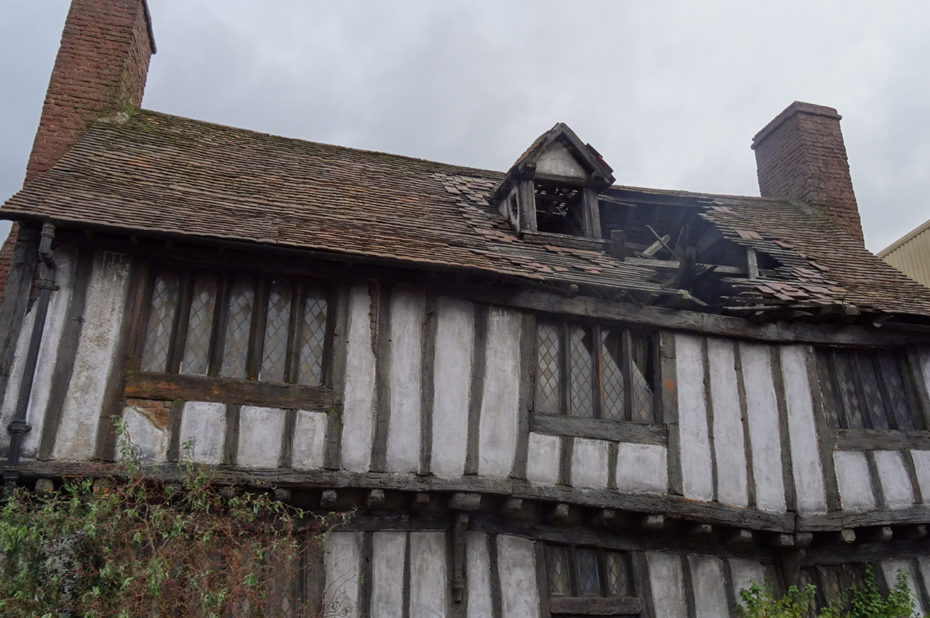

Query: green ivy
[738,566,917,618]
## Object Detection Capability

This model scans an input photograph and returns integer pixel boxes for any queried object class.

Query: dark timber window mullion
[871,354,898,430]
[827,350,851,429]
[596,548,609,598]
[850,354,875,430]
[651,334,663,423]
[561,321,572,417]
[166,270,194,374]
[321,286,338,388]
[891,354,922,431]
[284,281,303,385]
[592,325,604,420]
[208,273,232,377]
[621,329,634,423]
[569,546,580,597]
[246,278,269,380]
[132,268,160,372]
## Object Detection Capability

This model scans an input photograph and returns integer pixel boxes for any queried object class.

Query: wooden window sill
[530,414,666,445]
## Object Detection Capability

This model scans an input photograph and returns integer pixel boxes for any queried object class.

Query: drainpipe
[4,222,56,488]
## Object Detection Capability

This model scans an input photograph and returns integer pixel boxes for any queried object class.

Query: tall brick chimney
[25,0,156,184]
[752,101,863,243]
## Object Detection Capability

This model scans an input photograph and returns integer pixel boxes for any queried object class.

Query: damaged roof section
[4,109,930,323]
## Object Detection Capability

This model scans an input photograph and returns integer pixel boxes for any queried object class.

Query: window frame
[814,345,930,446]
[529,314,665,444]
[126,262,338,410]
[543,542,643,617]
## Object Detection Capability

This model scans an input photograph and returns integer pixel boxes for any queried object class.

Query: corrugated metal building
[878,219,930,288]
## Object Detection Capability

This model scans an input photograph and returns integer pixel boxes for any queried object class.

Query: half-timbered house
[5,1,930,615]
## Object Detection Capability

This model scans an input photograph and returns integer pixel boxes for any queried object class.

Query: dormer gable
[495,123,615,238]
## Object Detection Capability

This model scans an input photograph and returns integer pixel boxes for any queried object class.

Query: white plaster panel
[177,401,226,464]
[708,338,748,507]
[571,437,610,489]
[121,404,168,463]
[834,450,876,510]
[739,343,787,512]
[689,556,729,618]
[53,251,130,461]
[409,531,447,618]
[676,334,714,501]
[874,450,915,508]
[371,532,406,616]
[385,286,424,473]
[912,450,930,503]
[291,410,327,470]
[536,142,587,178]
[881,560,924,617]
[616,443,668,494]
[237,406,284,468]
[323,531,362,618]
[496,535,540,618]
[526,432,561,484]
[0,247,76,460]
[341,283,376,472]
[430,296,474,478]
[477,307,521,478]
[646,552,687,618]
[729,558,766,607]
[466,532,493,617]
[780,346,828,512]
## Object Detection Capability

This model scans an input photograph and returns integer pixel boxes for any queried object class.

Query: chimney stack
[752,101,863,243]
[25,0,155,184]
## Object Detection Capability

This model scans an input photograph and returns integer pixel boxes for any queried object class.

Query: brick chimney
[25,0,156,184]
[752,101,863,243]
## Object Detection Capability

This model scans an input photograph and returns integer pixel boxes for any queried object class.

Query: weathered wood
[359,531,373,618]
[549,502,571,524]
[487,533,503,618]
[223,404,240,465]
[660,332,682,495]
[320,489,338,509]
[418,293,438,476]
[511,312,534,480]
[804,346,840,511]
[702,338,720,503]
[367,489,385,509]
[530,414,667,445]
[464,305,488,476]
[166,399,184,462]
[449,492,481,512]
[123,372,337,410]
[0,226,39,428]
[865,450,886,507]
[681,554,698,618]
[324,283,350,470]
[370,283,392,473]
[609,229,626,260]
[533,541,551,618]
[903,449,924,505]
[607,441,618,490]
[549,596,642,615]
[558,435,573,486]
[769,347,798,513]
[451,513,468,604]
[834,429,930,450]
[39,247,92,460]
[734,345,756,509]
[746,248,759,280]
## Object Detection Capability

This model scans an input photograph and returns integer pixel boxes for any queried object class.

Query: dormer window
[495,123,615,241]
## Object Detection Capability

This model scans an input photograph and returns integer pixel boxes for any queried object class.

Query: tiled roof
[4,109,930,320]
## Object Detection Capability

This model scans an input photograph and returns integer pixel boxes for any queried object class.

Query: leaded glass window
[815,347,924,431]
[138,266,331,388]
[534,319,657,423]
[546,544,637,604]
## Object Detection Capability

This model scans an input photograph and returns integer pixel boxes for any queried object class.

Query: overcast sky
[2,1,930,253]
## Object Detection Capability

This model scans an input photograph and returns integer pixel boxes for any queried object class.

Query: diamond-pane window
[180,273,218,375]
[546,544,637,602]
[548,545,571,596]
[260,281,293,383]
[141,271,181,372]
[605,552,630,596]
[221,278,255,378]
[535,320,656,424]
[816,347,923,431]
[535,322,562,413]
[575,548,600,596]
[569,326,594,418]
[297,289,328,386]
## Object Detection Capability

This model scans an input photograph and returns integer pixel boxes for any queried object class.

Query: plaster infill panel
[466,532,493,617]
[739,343,787,512]
[371,532,406,616]
[646,552,687,617]
[54,251,131,461]
[526,432,561,485]
[0,246,76,460]
[323,532,362,618]
[570,437,610,489]
[477,307,521,478]
[121,401,170,463]
[780,346,828,512]
[237,406,284,468]
[178,401,226,464]
[834,450,876,510]
[911,450,930,504]
[616,442,668,494]
[409,532,447,618]
[675,334,714,501]
[708,339,748,507]
[729,558,766,608]
[385,286,424,473]
[291,409,327,470]
[496,535,540,618]
[880,560,923,617]
[689,556,730,617]
[430,296,474,479]
[873,450,915,508]
[341,283,377,473]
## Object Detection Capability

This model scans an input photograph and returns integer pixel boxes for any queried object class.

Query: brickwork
[752,101,863,243]
[25,0,154,184]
